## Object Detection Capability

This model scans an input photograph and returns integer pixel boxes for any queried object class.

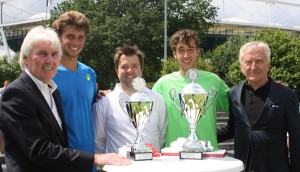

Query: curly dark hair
[170,29,200,51]
[52,11,90,36]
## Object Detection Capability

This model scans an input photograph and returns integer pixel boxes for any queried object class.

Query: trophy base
[180,151,203,160]
[128,151,153,161]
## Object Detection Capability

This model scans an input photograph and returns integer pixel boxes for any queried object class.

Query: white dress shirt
[93,83,167,153]
[25,69,62,129]
[0,87,5,97]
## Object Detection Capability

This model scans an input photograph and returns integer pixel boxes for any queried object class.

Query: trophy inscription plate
[128,151,153,161]
[180,152,203,160]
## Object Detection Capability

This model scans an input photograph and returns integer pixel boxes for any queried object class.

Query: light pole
[0,0,13,61]
[163,0,167,64]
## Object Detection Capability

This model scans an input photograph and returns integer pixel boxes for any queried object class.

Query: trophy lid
[128,77,150,102]
[129,91,150,102]
[182,68,207,94]
[182,82,207,94]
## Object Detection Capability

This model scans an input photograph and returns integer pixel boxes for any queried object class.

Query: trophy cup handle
[204,86,218,114]
[151,96,160,114]
[119,93,128,114]
[119,93,134,126]
[169,88,184,115]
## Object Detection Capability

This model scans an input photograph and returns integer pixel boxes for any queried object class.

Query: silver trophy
[119,77,158,161]
[169,68,217,159]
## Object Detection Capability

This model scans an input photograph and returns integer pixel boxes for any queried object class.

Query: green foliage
[198,58,216,74]
[168,0,217,36]
[0,55,22,84]
[146,82,155,89]
[160,57,179,76]
[50,0,217,89]
[203,35,247,80]
[226,61,244,86]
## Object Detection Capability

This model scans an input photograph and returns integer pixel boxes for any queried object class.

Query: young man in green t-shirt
[152,29,229,149]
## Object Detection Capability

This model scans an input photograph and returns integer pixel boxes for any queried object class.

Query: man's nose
[250,62,257,70]
[45,55,56,62]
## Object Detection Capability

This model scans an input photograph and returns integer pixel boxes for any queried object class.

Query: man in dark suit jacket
[217,41,300,172]
[0,26,130,172]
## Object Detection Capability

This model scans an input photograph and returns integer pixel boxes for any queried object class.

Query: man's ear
[267,63,271,72]
[173,51,177,59]
[23,55,28,62]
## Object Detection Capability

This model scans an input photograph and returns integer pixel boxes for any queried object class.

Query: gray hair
[19,26,62,70]
[239,41,271,64]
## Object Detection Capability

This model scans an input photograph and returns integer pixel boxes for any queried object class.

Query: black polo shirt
[241,79,271,125]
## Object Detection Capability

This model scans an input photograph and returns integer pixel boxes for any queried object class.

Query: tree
[0,55,22,85]
[160,57,179,76]
[168,0,217,36]
[203,35,247,85]
[226,61,244,86]
[50,0,218,89]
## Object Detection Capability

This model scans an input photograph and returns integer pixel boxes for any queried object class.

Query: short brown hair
[170,29,200,51]
[113,45,145,71]
[52,11,90,36]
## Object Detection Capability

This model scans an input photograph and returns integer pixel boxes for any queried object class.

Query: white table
[103,156,244,172]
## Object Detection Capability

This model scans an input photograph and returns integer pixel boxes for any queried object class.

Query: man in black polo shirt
[217,41,300,172]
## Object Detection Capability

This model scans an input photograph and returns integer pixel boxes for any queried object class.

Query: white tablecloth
[103,156,244,172]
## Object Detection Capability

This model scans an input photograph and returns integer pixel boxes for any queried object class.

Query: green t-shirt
[152,70,229,149]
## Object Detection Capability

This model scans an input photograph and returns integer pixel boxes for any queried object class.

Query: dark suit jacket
[0,72,94,172]
[217,79,300,172]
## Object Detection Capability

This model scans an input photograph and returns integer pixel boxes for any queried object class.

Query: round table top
[103,156,244,172]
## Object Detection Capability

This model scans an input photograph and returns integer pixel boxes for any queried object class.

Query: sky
[2,0,300,57]
[1,0,62,24]
[211,0,300,30]
[1,0,300,30]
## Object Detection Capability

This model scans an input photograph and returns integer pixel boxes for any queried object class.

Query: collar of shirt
[244,78,271,92]
[114,83,149,97]
[25,68,57,93]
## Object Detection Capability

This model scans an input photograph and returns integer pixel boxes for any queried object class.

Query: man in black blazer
[0,26,130,172]
[217,41,300,172]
